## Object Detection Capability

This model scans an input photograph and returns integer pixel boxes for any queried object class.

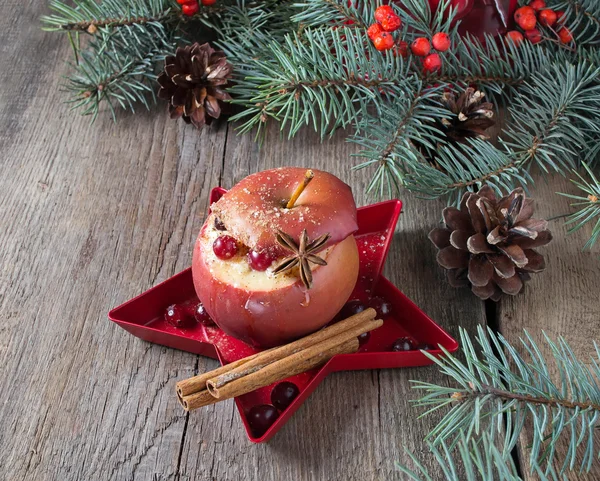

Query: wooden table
[1,4,599,480]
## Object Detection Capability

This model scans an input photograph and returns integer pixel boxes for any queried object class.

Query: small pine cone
[440,87,496,141]
[429,186,552,301]
[157,42,232,129]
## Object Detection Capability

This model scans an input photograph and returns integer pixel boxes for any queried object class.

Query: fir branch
[551,0,600,46]
[42,0,174,32]
[397,433,566,481]
[64,23,179,120]
[558,163,600,249]
[350,82,450,198]
[223,27,412,138]
[413,326,600,475]
[353,61,600,203]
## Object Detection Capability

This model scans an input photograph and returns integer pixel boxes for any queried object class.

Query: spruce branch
[413,326,600,475]
[42,0,174,32]
[353,61,600,202]
[558,163,600,249]
[551,0,600,46]
[397,432,566,481]
[222,26,413,138]
[63,23,179,120]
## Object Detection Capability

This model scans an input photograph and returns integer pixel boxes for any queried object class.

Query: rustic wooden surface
[0,3,598,480]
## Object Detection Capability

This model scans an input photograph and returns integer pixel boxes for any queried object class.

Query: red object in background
[428,0,518,39]
[109,188,458,443]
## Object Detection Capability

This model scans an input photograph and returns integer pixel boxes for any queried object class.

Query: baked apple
[192,167,359,347]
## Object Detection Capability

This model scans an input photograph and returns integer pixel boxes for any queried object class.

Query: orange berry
[506,30,524,46]
[538,9,557,27]
[373,32,395,51]
[411,37,431,57]
[182,2,199,15]
[558,27,573,43]
[529,0,546,11]
[367,23,383,41]
[393,40,409,58]
[374,5,395,23]
[432,32,451,52]
[423,53,442,73]
[525,28,543,44]
[517,13,537,31]
[380,13,402,32]
[515,6,535,20]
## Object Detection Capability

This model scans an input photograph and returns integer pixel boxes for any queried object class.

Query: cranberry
[339,300,367,319]
[271,382,300,411]
[391,337,416,352]
[247,404,279,437]
[368,297,392,318]
[357,331,371,345]
[165,304,195,328]
[194,302,214,326]
[214,217,227,231]
[247,250,274,271]
[213,235,238,259]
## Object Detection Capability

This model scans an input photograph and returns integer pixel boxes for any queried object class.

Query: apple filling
[199,214,333,292]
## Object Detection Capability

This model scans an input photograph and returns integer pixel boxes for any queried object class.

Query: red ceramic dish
[109,188,459,442]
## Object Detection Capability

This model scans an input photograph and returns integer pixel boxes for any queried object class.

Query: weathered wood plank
[0,5,228,477]
[176,124,487,481]
[497,174,600,480]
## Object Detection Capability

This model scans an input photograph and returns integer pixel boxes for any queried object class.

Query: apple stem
[286,170,314,209]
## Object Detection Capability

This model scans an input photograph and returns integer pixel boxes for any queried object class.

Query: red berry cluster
[505,0,572,47]
[367,6,450,73]
[177,0,216,16]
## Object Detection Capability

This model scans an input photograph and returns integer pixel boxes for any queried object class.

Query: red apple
[192,168,360,347]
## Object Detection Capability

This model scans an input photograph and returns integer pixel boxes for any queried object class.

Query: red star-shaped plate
[109,188,458,442]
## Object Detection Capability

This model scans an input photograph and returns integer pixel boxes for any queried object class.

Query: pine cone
[440,87,496,141]
[429,186,552,301]
[157,43,232,128]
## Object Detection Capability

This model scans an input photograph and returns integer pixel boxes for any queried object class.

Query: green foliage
[413,326,600,475]
[552,0,600,46]
[559,163,600,249]
[64,23,179,120]
[397,433,566,481]
[42,0,600,248]
[41,0,172,31]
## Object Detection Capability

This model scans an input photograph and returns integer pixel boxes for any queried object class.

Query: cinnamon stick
[178,389,218,411]
[207,320,382,400]
[207,308,377,391]
[180,337,360,411]
[176,347,276,397]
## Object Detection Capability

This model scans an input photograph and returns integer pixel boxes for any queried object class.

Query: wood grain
[4,1,599,480]
[496,173,600,481]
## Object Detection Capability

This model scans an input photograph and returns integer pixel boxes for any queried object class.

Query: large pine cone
[157,43,232,128]
[429,186,552,301]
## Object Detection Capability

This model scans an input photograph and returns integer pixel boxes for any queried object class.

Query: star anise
[272,229,331,289]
